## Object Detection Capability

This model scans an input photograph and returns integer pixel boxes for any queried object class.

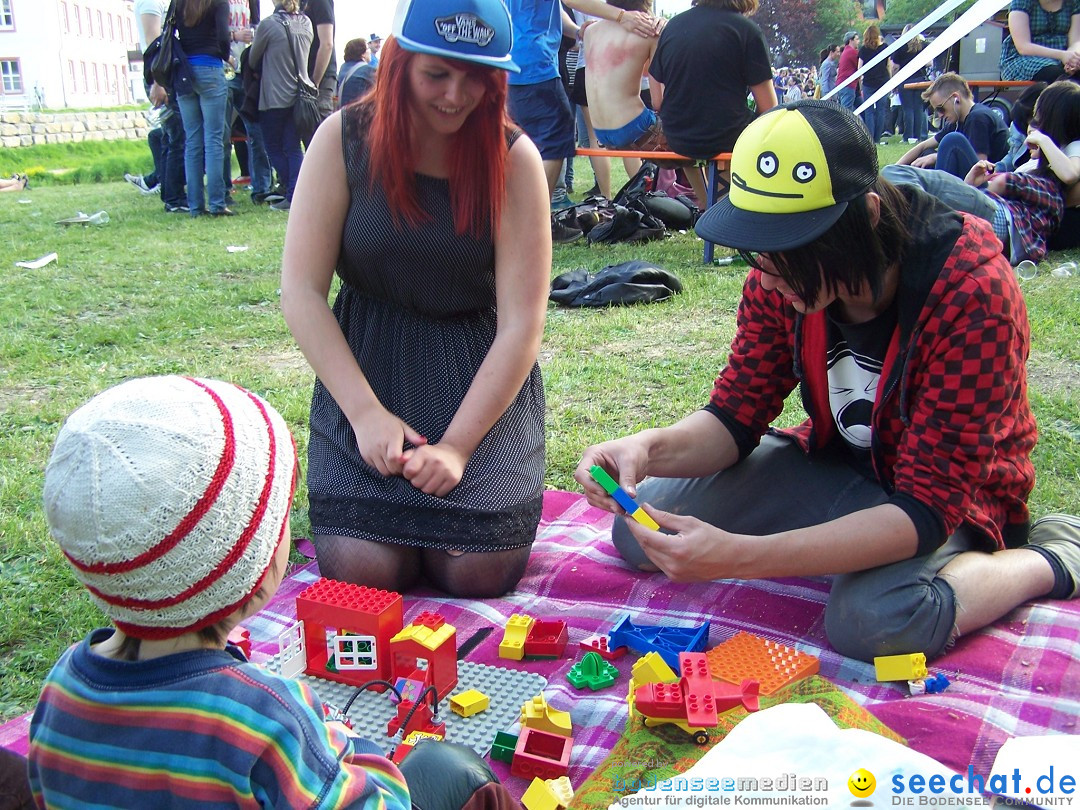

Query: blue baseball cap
[392,0,519,73]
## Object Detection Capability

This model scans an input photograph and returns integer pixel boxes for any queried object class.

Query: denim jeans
[860,85,887,138]
[160,99,187,208]
[147,126,165,188]
[177,63,228,215]
[935,131,980,179]
[836,85,856,110]
[901,88,928,141]
[260,106,303,201]
[879,163,1018,260]
[241,117,273,196]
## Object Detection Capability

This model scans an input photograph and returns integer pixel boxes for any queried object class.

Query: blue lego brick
[263,656,546,758]
[609,487,640,515]
[608,614,710,670]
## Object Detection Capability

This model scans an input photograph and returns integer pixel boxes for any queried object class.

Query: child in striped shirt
[28,376,411,809]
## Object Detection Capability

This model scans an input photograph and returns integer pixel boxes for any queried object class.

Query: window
[126,17,132,43]
[73,4,81,34]
[108,13,114,40]
[96,10,102,38]
[0,0,13,30]
[67,60,75,92]
[84,7,91,36]
[61,2,69,33]
[80,61,87,93]
[0,59,22,93]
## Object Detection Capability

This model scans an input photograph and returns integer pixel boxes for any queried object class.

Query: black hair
[766,177,910,307]
[1011,81,1047,134]
[1030,79,1080,176]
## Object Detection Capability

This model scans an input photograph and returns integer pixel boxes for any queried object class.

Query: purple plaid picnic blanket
[4,490,1078,799]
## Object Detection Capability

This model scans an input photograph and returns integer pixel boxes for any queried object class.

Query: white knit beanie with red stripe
[43,376,296,639]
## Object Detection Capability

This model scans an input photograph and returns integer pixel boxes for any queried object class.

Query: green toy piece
[566,651,619,691]
[490,730,518,763]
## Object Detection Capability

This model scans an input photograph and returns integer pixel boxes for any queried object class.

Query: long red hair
[367,38,513,237]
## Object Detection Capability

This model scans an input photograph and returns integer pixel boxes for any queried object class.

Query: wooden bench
[903,79,1035,103]
[576,148,733,263]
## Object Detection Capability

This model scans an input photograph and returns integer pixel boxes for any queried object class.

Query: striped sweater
[28,629,411,809]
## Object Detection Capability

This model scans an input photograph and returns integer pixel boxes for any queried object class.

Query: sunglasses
[932,95,955,115]
[737,250,783,277]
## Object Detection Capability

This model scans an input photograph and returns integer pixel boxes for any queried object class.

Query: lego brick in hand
[588,465,660,530]
[398,738,521,810]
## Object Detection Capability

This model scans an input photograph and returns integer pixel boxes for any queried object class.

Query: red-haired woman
[281,0,550,597]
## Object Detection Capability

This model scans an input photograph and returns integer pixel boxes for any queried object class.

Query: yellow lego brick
[629,507,660,531]
[402,730,444,745]
[498,613,535,661]
[522,778,561,810]
[628,652,678,719]
[521,693,573,737]
[631,652,677,685]
[874,652,927,682]
[449,688,490,717]
[545,776,574,807]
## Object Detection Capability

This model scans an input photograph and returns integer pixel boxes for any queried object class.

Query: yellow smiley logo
[728,108,836,215]
[848,768,877,798]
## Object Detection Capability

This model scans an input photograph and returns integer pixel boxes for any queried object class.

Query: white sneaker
[124,173,156,194]
[907,138,919,144]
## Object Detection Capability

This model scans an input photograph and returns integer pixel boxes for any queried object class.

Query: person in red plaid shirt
[577,99,1080,663]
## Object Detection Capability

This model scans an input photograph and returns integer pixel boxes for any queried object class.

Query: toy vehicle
[632,652,760,745]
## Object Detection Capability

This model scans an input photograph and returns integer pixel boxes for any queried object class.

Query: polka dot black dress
[305,110,545,553]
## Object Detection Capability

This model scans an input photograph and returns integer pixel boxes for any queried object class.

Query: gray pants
[612,434,978,662]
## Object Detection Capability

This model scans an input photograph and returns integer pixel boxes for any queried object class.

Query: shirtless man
[584,0,663,155]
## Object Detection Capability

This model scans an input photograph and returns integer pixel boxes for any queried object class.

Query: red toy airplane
[633,652,760,744]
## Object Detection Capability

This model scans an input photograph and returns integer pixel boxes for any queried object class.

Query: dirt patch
[0,383,54,414]
[259,348,309,375]
[1027,353,1080,398]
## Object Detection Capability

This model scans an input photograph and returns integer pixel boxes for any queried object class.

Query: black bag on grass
[549,260,682,307]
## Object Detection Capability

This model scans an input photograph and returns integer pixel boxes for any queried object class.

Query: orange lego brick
[704,632,819,696]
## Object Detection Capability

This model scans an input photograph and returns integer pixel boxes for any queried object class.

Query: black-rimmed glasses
[737,250,782,277]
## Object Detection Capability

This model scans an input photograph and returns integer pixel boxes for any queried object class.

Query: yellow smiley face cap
[696,100,879,252]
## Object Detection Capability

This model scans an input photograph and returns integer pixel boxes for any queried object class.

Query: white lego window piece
[279,620,306,679]
[334,634,377,670]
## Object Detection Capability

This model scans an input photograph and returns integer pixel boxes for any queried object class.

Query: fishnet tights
[311,535,531,598]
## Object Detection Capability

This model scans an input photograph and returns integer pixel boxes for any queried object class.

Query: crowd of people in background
[119,0,1080,255]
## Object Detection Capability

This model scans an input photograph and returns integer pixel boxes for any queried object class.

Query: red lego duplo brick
[578,634,628,660]
[511,727,573,780]
[386,698,445,740]
[633,682,686,719]
[295,577,404,688]
[524,620,569,658]
[411,611,445,630]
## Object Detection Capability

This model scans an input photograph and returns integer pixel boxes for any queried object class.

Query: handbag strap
[161,0,177,34]
[277,12,309,86]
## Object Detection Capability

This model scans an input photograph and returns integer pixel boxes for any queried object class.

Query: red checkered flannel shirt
[709,204,1037,554]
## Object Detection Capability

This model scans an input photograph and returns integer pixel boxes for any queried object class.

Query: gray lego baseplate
[263,656,547,758]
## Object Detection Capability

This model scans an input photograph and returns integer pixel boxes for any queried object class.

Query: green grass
[0,140,156,186]
[0,151,1078,723]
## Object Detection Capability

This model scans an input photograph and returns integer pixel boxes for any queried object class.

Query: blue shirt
[507,0,561,85]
